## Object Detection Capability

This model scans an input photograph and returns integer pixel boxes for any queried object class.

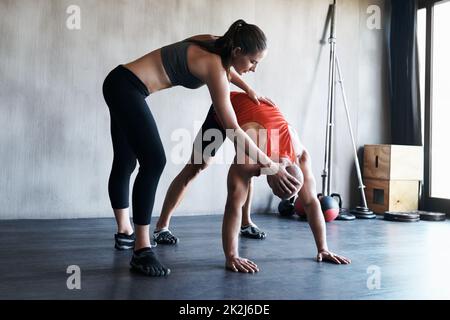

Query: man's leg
[154,105,226,244]
[156,153,210,230]
[240,178,267,239]
[241,178,253,226]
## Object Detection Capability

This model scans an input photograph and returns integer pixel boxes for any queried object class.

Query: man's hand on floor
[226,256,260,273]
[317,249,351,264]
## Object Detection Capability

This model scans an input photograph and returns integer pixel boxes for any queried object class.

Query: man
[155,92,351,272]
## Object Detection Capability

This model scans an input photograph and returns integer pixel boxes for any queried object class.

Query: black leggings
[102,65,166,225]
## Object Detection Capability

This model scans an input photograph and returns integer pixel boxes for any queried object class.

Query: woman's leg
[109,115,136,236]
[113,209,134,235]
[103,66,169,276]
[108,93,169,276]
[120,102,166,247]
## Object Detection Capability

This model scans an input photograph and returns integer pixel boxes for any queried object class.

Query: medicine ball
[320,196,339,222]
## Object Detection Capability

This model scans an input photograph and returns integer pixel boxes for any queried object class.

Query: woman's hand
[226,256,259,273]
[266,162,302,199]
[247,89,277,107]
[317,249,351,264]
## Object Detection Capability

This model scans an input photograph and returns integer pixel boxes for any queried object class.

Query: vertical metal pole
[336,56,369,208]
[321,0,337,197]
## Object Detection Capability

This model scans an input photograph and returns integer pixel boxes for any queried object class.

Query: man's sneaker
[153,229,179,245]
[114,233,136,250]
[240,225,266,240]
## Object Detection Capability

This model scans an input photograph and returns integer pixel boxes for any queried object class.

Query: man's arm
[297,151,351,264]
[223,163,260,273]
[296,154,329,252]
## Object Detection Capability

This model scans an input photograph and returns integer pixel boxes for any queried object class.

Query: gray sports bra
[160,40,205,89]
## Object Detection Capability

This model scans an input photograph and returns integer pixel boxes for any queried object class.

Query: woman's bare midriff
[122,35,218,94]
[123,49,172,94]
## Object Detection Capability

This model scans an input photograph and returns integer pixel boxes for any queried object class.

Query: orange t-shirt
[218,92,297,163]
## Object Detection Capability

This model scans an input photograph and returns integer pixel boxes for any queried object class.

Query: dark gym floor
[1,213,449,300]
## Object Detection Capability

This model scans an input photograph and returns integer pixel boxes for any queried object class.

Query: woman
[102,19,301,277]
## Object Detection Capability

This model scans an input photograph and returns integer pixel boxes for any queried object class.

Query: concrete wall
[0,0,390,220]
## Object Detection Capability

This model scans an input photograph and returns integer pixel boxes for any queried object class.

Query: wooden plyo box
[364,178,419,214]
[364,144,423,180]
